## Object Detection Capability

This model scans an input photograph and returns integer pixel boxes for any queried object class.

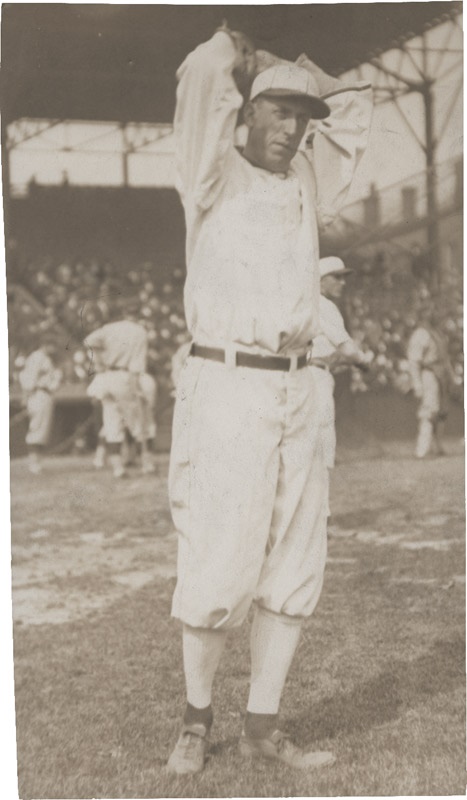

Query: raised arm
[174,29,255,215]
[297,55,373,228]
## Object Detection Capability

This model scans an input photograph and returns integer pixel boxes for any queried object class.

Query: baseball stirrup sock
[247,606,302,716]
[182,624,228,710]
[183,701,213,729]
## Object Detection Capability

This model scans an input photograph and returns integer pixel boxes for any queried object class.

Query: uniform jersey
[169,33,372,629]
[19,349,61,394]
[85,320,148,374]
[313,295,351,359]
[19,349,62,446]
[174,31,372,355]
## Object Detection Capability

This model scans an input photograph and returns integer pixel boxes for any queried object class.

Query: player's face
[321,273,346,299]
[243,96,311,173]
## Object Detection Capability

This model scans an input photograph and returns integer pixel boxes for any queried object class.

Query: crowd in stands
[342,250,463,397]
[8,249,463,405]
[8,253,189,402]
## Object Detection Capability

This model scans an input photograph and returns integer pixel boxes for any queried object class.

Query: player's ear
[243,101,256,129]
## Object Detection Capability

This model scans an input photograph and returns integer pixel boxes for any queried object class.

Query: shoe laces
[181,729,204,758]
[274,731,302,758]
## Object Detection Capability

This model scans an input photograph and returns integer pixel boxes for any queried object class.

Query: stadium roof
[2,3,462,124]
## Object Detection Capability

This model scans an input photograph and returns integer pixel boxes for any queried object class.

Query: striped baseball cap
[250,64,330,120]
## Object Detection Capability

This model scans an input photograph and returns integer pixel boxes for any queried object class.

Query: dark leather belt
[190,343,310,372]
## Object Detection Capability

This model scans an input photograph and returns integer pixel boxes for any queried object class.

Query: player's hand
[217,21,257,98]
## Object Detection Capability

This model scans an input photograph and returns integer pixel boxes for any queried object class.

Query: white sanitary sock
[247,606,302,715]
[183,624,228,709]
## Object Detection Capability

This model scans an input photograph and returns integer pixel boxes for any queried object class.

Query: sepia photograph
[2,2,464,798]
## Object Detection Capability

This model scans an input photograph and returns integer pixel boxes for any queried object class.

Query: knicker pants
[417,369,443,422]
[310,367,336,470]
[169,356,328,630]
[87,371,149,443]
[26,390,54,446]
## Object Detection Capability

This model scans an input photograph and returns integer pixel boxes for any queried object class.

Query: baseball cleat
[239,729,335,770]
[166,722,209,775]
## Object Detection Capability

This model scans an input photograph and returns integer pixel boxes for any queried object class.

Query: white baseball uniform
[85,320,149,444]
[171,341,192,394]
[19,349,62,446]
[170,31,372,629]
[407,325,449,422]
[407,324,451,457]
[312,295,352,470]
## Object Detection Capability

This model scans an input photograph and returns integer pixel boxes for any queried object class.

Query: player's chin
[267,150,294,173]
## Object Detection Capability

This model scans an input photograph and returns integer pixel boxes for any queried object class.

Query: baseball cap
[250,64,330,120]
[319,256,353,278]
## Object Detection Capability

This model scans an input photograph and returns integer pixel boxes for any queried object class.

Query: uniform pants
[418,369,442,422]
[88,371,149,444]
[26,390,54,446]
[169,356,328,630]
[310,367,336,469]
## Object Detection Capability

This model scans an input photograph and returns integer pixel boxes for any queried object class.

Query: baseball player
[91,371,157,473]
[407,304,454,458]
[310,256,371,512]
[19,337,62,474]
[167,24,372,774]
[84,300,149,478]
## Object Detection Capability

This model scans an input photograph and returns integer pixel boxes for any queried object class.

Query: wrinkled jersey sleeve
[173,31,243,216]
[308,82,373,228]
[319,296,351,348]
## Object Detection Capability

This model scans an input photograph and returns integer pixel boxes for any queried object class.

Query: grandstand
[4,3,463,454]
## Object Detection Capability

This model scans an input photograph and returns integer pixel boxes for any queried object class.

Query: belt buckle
[288,354,298,372]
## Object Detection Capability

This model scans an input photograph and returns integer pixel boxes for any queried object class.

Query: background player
[407,303,455,458]
[91,371,157,474]
[18,336,62,474]
[310,256,372,512]
[84,299,149,478]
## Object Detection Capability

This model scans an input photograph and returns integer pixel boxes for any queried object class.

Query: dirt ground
[8,439,466,799]
[10,440,465,630]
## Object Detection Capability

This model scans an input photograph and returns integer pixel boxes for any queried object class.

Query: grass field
[10,442,466,798]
